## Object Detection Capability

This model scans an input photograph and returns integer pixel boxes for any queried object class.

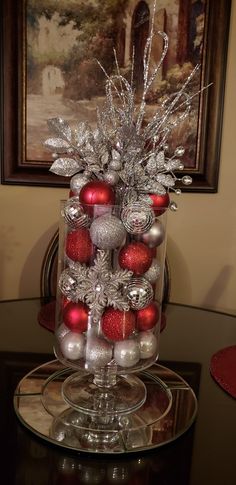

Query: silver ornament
[138,331,158,359]
[138,220,165,248]
[182,175,192,185]
[90,215,126,250]
[169,201,178,211]
[174,146,185,157]
[143,259,161,283]
[85,336,113,368]
[62,197,90,229]
[121,202,155,234]
[61,332,85,360]
[56,323,70,340]
[70,173,91,194]
[126,277,153,310]
[114,339,140,368]
[103,170,120,186]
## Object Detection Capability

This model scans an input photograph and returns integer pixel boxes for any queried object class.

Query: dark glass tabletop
[0,298,235,484]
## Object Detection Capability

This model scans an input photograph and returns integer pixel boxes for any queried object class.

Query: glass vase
[52,198,168,451]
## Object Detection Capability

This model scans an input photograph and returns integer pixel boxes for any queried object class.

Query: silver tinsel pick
[60,250,133,322]
[44,1,202,206]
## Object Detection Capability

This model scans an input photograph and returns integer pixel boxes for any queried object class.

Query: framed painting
[0,0,231,190]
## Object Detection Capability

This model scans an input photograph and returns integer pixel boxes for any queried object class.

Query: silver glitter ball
[70,173,91,194]
[121,203,155,235]
[138,220,165,248]
[143,259,161,283]
[61,332,85,360]
[182,175,192,185]
[126,277,153,310]
[90,214,126,250]
[138,331,158,359]
[85,337,113,368]
[103,170,120,186]
[62,197,90,229]
[114,339,140,368]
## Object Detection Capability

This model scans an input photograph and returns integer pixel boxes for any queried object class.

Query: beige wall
[0,2,235,314]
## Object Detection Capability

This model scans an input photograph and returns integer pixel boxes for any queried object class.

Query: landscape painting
[26,0,206,168]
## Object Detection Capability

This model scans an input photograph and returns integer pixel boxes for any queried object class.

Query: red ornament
[63,301,89,333]
[101,308,136,341]
[149,193,170,216]
[118,242,152,275]
[136,301,160,331]
[79,181,115,208]
[66,227,93,263]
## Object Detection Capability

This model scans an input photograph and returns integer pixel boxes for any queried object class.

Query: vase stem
[93,363,118,388]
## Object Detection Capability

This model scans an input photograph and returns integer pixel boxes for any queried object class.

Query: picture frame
[0,0,231,191]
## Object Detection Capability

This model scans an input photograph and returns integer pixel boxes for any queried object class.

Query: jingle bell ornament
[63,301,89,333]
[79,180,115,207]
[101,308,136,341]
[66,227,93,263]
[118,242,152,275]
[136,301,160,331]
[149,192,170,216]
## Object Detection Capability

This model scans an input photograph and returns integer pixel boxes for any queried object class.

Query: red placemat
[210,345,236,399]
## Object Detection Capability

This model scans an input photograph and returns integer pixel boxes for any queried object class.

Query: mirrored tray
[14,361,197,454]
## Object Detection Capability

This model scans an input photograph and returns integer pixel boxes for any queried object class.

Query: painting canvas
[26,0,206,168]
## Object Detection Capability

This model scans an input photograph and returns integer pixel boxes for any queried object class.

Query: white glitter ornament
[70,173,91,194]
[62,197,90,229]
[121,202,155,235]
[143,259,161,284]
[126,277,153,310]
[90,214,126,250]
[138,332,158,359]
[61,332,85,360]
[85,336,113,368]
[114,339,140,368]
[138,220,165,248]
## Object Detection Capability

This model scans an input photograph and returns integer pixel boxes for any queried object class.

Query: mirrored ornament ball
[70,173,91,195]
[138,331,158,359]
[62,197,90,229]
[60,332,85,360]
[90,214,126,250]
[114,339,140,368]
[121,202,155,235]
[59,268,78,300]
[137,220,165,248]
[85,336,113,368]
[126,277,153,310]
[143,259,161,283]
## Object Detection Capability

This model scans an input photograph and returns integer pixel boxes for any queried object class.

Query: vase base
[14,361,198,454]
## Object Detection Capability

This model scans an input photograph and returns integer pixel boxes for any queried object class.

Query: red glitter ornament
[136,301,160,331]
[79,181,115,207]
[118,242,152,275]
[149,193,170,216]
[66,227,93,263]
[63,301,89,333]
[101,308,136,341]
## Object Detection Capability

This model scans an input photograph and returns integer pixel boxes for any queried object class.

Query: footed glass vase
[52,198,168,451]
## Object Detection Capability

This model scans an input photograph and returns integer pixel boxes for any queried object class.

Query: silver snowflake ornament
[68,250,133,322]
